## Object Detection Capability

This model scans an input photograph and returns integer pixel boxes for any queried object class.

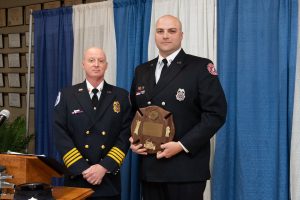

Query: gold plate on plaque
[131,106,175,154]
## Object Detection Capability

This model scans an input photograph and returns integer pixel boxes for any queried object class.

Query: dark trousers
[142,181,207,200]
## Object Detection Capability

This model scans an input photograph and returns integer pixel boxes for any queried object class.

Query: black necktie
[92,88,99,108]
[158,58,168,82]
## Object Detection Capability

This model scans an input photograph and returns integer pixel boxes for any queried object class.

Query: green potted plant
[0,116,34,153]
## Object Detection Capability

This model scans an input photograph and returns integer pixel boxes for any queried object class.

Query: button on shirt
[155,48,181,83]
[86,80,104,100]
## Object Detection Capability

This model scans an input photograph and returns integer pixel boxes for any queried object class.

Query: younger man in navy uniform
[54,47,131,200]
[130,15,227,200]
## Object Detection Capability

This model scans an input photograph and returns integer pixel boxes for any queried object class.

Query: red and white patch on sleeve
[207,63,218,76]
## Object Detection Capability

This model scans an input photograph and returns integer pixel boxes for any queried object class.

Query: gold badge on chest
[113,101,121,113]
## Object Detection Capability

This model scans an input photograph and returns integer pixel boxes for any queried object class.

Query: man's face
[155,16,183,58]
[82,48,107,81]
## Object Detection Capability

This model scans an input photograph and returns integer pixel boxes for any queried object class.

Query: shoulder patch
[207,63,218,76]
[54,92,61,107]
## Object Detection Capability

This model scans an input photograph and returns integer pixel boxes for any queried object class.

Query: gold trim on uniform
[107,146,125,166]
[107,152,122,165]
[63,148,77,160]
[63,148,83,168]
[113,101,121,113]
[66,155,83,168]
[108,151,122,161]
[65,152,81,165]
[112,147,125,157]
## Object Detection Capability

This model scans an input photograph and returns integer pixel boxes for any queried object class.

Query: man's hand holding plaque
[131,106,175,154]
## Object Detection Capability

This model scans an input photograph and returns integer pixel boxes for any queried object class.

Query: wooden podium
[0,154,94,199]
[0,154,61,185]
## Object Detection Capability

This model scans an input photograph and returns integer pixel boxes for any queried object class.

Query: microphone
[0,109,10,126]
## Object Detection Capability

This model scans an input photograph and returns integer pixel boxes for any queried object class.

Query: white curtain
[148,0,216,199]
[148,0,216,61]
[72,0,116,85]
[290,1,300,199]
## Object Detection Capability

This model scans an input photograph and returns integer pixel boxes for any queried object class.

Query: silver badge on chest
[176,88,185,101]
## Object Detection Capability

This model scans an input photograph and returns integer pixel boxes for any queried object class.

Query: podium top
[0,153,71,176]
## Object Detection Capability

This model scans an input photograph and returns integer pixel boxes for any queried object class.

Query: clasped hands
[129,137,183,158]
[81,138,183,185]
[82,164,107,185]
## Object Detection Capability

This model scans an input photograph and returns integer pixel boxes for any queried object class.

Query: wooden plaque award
[131,106,175,154]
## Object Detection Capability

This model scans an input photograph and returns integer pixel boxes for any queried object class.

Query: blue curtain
[113,0,152,199]
[212,0,297,200]
[33,7,73,183]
